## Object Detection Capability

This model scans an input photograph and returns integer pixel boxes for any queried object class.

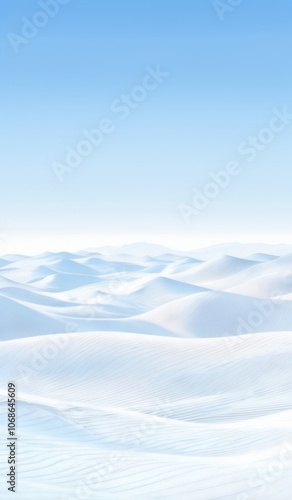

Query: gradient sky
[1,0,292,244]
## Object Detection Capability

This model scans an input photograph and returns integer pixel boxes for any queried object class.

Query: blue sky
[1,0,292,244]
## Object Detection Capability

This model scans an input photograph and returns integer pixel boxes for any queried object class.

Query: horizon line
[1,233,292,256]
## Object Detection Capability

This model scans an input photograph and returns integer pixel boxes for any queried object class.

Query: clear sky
[1,0,292,249]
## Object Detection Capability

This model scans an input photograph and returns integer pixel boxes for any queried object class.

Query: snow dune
[0,247,291,498]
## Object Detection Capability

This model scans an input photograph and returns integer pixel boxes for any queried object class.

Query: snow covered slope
[0,248,291,499]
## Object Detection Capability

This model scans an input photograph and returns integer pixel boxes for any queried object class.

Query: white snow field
[0,246,292,499]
